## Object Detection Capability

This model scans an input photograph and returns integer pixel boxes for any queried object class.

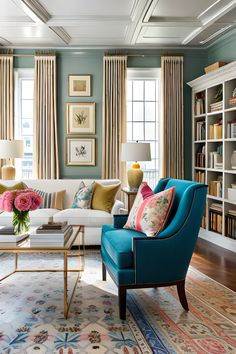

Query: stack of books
[30,222,73,247]
[228,97,236,107]
[209,120,222,139]
[210,101,223,112]
[0,227,28,244]
[226,119,236,138]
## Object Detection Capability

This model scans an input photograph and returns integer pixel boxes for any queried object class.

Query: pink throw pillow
[124,182,175,237]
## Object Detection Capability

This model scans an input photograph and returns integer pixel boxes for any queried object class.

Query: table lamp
[121,142,151,190]
[0,140,24,180]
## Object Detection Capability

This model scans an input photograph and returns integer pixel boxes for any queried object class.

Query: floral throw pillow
[72,181,95,209]
[124,182,175,237]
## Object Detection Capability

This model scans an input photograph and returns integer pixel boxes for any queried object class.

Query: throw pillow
[72,181,95,209]
[32,189,66,210]
[91,182,120,213]
[124,182,175,237]
[0,182,27,194]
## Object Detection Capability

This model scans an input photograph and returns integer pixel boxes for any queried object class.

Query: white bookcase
[188,61,236,252]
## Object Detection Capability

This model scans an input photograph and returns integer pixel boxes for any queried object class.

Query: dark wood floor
[191,238,236,292]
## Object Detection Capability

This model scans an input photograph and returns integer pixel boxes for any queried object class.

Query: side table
[121,187,138,212]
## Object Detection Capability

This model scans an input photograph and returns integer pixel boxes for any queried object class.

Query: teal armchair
[101,178,207,320]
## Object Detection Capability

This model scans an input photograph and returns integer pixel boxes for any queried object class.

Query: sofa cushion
[0,182,26,194]
[53,208,113,227]
[0,208,58,226]
[101,228,145,269]
[92,183,120,212]
[31,188,66,210]
[72,181,95,209]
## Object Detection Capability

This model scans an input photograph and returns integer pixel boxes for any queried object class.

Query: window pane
[133,80,144,101]
[127,102,132,121]
[127,122,132,141]
[145,80,155,101]
[145,123,156,140]
[133,122,144,141]
[145,102,155,121]
[133,102,143,121]
[23,136,33,153]
[22,100,33,118]
[22,80,34,99]
[127,80,132,101]
[22,119,33,135]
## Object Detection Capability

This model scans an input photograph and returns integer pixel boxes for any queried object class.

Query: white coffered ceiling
[0,0,235,48]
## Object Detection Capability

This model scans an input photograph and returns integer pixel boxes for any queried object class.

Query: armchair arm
[113,214,128,228]
[111,199,125,215]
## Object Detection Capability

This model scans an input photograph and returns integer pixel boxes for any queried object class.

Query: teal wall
[207,28,236,64]
[13,48,208,180]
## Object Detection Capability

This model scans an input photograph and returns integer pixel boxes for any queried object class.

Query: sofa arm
[113,214,128,228]
[111,199,125,215]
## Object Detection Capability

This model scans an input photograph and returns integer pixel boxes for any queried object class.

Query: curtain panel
[0,55,14,171]
[34,55,59,179]
[102,55,127,184]
[161,56,184,179]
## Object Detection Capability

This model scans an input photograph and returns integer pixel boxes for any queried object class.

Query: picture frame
[66,138,95,166]
[68,75,91,96]
[66,102,95,134]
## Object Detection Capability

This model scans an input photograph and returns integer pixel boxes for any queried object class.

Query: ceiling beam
[11,0,71,44]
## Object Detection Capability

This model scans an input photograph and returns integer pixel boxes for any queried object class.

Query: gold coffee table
[0,225,85,319]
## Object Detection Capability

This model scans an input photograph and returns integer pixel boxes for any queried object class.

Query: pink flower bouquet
[0,189,42,235]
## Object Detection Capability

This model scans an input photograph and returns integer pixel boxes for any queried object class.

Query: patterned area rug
[0,251,235,354]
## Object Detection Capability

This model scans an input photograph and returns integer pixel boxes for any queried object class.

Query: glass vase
[12,209,30,235]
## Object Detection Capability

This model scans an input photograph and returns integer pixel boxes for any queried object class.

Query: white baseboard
[198,228,236,253]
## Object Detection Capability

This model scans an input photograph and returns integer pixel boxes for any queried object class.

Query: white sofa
[0,179,124,245]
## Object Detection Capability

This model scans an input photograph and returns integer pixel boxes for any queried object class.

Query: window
[127,68,161,188]
[14,69,34,179]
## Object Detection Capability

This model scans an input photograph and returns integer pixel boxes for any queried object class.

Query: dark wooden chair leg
[118,286,127,320]
[177,280,189,311]
[102,262,107,281]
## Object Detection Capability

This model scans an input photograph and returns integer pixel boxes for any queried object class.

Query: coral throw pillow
[124,182,175,237]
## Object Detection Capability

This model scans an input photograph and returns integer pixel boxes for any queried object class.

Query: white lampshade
[121,142,151,162]
[0,140,24,159]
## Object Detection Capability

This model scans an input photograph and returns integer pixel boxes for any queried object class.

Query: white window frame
[14,68,35,179]
[127,68,162,187]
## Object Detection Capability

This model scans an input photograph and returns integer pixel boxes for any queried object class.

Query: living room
[0,0,236,353]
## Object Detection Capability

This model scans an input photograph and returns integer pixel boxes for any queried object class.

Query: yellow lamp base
[127,164,143,191]
[1,165,16,180]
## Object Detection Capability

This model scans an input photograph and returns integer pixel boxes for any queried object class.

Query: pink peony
[29,192,42,211]
[0,191,14,212]
[14,193,32,211]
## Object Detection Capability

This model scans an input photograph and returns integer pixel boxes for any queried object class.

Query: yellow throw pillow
[0,182,27,194]
[91,183,120,213]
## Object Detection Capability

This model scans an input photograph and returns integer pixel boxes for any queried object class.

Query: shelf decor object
[188,61,236,252]
[0,140,24,180]
[121,142,151,191]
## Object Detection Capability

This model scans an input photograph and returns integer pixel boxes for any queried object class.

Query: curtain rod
[0,53,56,57]
[104,53,183,57]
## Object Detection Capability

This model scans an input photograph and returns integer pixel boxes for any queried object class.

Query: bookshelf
[188,61,236,252]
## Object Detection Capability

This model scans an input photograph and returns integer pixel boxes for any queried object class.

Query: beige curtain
[0,55,14,171]
[102,55,127,184]
[34,55,59,179]
[161,56,184,179]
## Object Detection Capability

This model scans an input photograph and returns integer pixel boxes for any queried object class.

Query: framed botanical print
[66,138,95,166]
[66,102,95,134]
[68,75,91,96]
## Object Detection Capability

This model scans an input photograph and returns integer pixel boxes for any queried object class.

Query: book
[36,224,70,234]
[30,226,73,246]
[40,221,68,230]
[32,225,73,239]
[0,232,29,243]
[0,226,15,235]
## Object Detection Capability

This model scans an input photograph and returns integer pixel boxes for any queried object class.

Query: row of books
[208,151,223,169]
[210,101,223,112]
[225,211,236,239]
[209,204,222,234]
[195,171,205,183]
[226,120,236,138]
[195,98,205,115]
[209,120,222,139]
[30,222,73,247]
[196,121,205,140]
[208,179,222,197]
[195,153,205,167]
